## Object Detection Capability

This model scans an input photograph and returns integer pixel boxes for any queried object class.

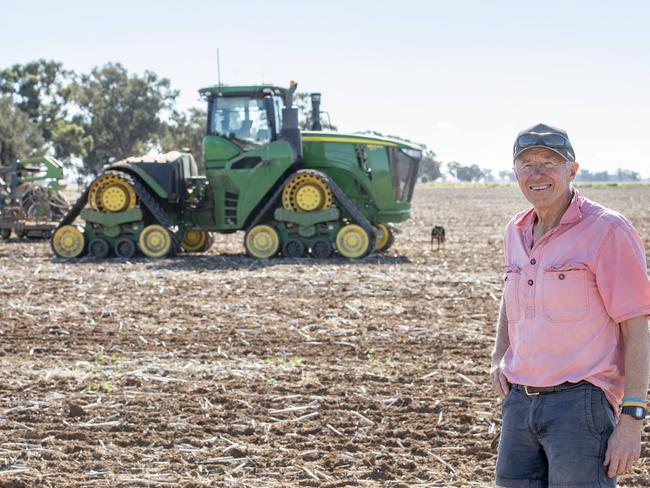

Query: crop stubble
[0,185,649,487]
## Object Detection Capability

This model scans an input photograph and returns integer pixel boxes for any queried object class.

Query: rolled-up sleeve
[595,222,650,323]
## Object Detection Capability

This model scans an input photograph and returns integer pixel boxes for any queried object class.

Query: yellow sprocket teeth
[282,173,333,212]
[88,173,137,213]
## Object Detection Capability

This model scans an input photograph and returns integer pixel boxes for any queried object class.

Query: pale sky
[2,0,649,176]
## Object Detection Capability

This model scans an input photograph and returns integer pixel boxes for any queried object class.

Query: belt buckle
[524,385,540,396]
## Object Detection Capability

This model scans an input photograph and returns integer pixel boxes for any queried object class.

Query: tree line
[423,162,643,183]
[0,59,205,178]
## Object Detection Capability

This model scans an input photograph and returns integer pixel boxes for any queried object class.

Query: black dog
[431,225,446,250]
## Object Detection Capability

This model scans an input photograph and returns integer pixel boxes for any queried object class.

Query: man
[490,123,650,487]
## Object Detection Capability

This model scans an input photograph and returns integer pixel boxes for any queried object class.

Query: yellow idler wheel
[51,225,86,258]
[374,223,391,251]
[336,224,370,258]
[138,224,172,258]
[181,230,209,252]
[245,225,280,259]
[88,173,137,212]
[282,173,333,212]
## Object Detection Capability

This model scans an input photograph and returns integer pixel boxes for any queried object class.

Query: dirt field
[1,185,649,487]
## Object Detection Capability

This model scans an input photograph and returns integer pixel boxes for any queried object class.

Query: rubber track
[322,172,376,257]
[247,169,376,258]
[55,170,181,255]
[55,185,91,229]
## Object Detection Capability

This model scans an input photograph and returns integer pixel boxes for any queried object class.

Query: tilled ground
[0,185,649,487]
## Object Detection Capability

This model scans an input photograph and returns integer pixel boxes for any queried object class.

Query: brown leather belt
[512,380,590,396]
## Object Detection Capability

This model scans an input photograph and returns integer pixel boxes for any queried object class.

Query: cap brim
[513,145,571,162]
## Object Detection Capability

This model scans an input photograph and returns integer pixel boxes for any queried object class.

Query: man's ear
[568,161,579,181]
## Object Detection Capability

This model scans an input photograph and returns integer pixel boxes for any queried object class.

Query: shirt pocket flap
[544,263,588,280]
[502,264,521,281]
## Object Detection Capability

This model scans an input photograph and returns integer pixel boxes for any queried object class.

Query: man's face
[513,147,579,209]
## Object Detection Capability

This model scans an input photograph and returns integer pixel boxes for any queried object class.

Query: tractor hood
[301,130,422,210]
[301,131,423,155]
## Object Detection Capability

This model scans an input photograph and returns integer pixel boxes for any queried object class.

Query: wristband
[622,401,648,408]
[622,396,646,404]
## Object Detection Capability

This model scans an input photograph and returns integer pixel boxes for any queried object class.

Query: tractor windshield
[208,97,272,146]
[388,147,421,202]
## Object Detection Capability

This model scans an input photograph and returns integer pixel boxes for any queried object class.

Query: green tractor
[1,155,69,239]
[52,81,421,259]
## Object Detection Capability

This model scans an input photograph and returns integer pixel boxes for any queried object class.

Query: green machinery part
[51,82,420,259]
[1,155,69,239]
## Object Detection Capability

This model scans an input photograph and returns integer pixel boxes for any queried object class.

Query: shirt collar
[514,188,584,229]
[559,188,583,225]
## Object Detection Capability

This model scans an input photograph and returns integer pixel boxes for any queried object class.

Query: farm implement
[0,156,69,239]
[52,82,421,259]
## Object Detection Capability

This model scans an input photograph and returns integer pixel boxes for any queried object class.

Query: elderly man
[490,123,650,487]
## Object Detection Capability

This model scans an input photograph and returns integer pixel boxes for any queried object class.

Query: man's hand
[490,364,510,399]
[603,415,643,477]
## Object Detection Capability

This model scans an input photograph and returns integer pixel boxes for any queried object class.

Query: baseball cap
[513,123,576,162]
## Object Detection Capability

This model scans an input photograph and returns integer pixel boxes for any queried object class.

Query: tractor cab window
[208,97,272,146]
[273,96,284,135]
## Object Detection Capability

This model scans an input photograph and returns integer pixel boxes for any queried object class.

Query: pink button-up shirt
[501,189,650,409]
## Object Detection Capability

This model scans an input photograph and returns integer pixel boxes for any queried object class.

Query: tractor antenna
[216,48,222,87]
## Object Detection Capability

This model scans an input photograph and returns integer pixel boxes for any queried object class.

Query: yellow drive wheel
[282,173,333,212]
[138,224,172,258]
[181,230,209,252]
[374,223,391,251]
[51,225,86,258]
[245,225,280,259]
[336,224,370,258]
[88,173,137,213]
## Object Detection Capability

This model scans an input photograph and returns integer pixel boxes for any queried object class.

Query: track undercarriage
[52,168,394,260]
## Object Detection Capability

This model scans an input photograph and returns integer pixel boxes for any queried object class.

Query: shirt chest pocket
[503,265,521,323]
[542,264,590,323]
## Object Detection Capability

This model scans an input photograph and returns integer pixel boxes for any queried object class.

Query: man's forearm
[621,315,650,400]
[491,297,510,368]
[603,315,648,477]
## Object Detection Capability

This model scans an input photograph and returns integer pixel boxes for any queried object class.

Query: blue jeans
[496,382,616,487]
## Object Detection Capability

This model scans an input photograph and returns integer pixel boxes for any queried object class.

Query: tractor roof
[199,84,288,98]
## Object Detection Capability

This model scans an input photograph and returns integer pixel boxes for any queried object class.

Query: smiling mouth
[529,184,551,191]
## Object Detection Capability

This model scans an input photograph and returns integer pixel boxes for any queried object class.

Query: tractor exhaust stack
[280,81,302,161]
[310,93,322,131]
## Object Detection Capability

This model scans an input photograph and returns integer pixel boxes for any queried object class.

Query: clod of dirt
[229,447,248,458]
[367,461,393,480]
[343,441,358,452]
[67,402,87,417]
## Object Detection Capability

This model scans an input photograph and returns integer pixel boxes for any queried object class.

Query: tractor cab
[201,85,288,150]
[200,83,302,167]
